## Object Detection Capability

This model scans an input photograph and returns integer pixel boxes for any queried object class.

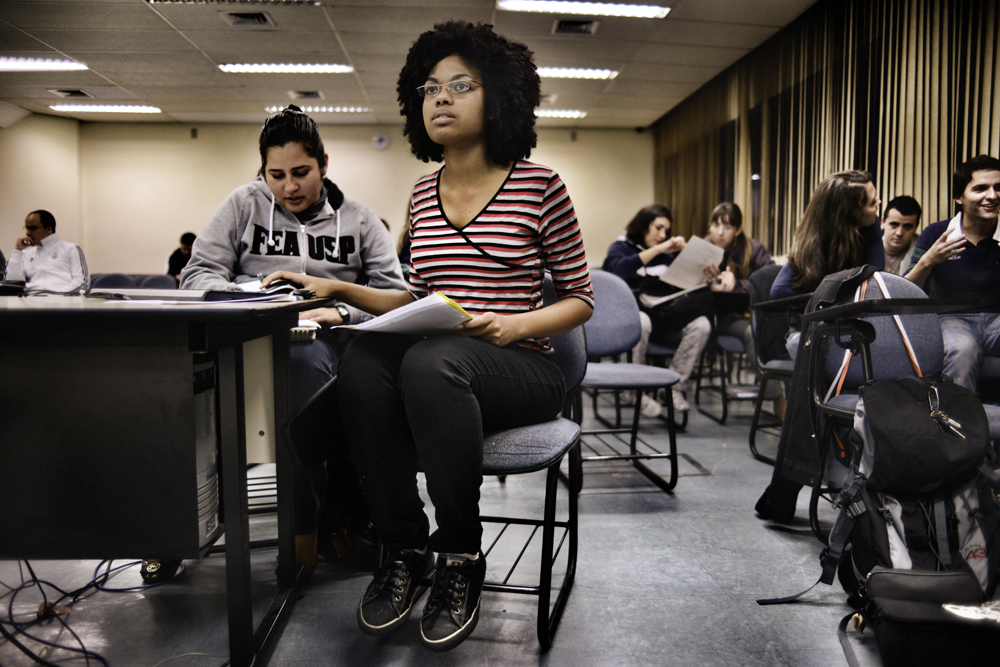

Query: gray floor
[0,388,882,667]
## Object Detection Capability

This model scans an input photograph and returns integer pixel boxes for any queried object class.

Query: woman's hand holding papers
[457,312,524,348]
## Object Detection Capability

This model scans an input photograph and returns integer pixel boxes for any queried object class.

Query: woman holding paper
[602,204,712,413]
[266,20,592,651]
[701,203,782,418]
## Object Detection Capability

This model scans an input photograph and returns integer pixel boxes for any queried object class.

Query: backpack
[760,374,1000,667]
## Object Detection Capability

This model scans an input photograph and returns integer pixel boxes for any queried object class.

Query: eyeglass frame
[416,79,481,98]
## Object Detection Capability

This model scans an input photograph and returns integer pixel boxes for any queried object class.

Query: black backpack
[760,375,1000,667]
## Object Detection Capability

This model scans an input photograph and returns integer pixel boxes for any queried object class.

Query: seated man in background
[5,210,89,294]
[167,232,196,284]
[881,195,921,275]
[906,154,1000,390]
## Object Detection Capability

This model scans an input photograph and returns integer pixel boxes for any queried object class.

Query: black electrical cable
[2,562,110,667]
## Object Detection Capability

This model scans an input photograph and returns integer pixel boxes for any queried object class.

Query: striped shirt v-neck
[407,160,593,351]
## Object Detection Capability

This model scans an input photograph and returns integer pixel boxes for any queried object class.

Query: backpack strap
[838,612,863,667]
[934,498,952,567]
[757,474,867,606]
[980,461,1000,485]
[820,473,868,584]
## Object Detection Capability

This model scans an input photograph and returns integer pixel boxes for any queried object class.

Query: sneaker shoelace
[374,556,415,605]
[429,562,469,616]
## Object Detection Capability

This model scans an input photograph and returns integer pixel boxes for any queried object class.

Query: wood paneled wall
[652,0,1000,254]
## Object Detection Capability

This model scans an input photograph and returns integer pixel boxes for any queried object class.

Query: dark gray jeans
[337,333,565,555]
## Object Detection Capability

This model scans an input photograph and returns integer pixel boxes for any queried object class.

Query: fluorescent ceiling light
[535,108,587,118]
[538,67,618,80]
[147,1,319,4]
[497,1,670,19]
[50,104,160,113]
[221,63,353,74]
[265,105,371,114]
[0,57,87,72]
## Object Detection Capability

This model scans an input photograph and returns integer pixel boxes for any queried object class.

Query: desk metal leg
[271,334,296,589]
[218,345,254,667]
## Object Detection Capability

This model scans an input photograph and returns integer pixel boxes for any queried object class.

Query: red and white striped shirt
[407,160,593,351]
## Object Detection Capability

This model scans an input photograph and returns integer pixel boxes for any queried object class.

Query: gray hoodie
[181,178,405,323]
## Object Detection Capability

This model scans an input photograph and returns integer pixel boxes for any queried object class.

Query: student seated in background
[701,202,783,419]
[166,232,196,284]
[603,204,712,414]
[881,195,921,275]
[172,106,406,579]
[756,169,884,524]
[770,169,884,356]
[905,154,1000,391]
[267,20,593,651]
[5,210,89,294]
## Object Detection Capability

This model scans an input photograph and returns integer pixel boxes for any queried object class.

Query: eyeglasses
[417,79,480,98]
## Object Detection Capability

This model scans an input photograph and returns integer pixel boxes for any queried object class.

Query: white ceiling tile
[0,1,810,127]
[668,0,817,27]
[25,29,197,52]
[3,84,138,100]
[0,2,168,31]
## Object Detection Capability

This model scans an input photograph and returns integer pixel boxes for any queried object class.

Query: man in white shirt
[5,210,89,294]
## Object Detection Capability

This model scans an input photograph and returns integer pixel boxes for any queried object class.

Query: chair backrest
[746,264,793,365]
[90,273,136,289]
[139,274,178,289]
[582,269,642,358]
[824,271,944,389]
[543,273,587,391]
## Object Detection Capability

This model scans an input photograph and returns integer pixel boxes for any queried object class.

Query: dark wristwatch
[335,304,350,324]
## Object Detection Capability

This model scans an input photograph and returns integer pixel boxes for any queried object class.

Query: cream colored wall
[2,117,653,274]
[0,114,82,258]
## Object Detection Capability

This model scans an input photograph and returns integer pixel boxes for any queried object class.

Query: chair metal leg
[632,390,678,492]
[696,346,730,425]
[482,438,579,651]
[810,420,839,544]
[749,376,778,465]
[535,444,578,649]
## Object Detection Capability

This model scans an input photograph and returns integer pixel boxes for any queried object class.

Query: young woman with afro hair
[263,20,593,651]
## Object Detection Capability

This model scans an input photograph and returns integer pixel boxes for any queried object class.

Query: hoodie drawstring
[267,191,277,247]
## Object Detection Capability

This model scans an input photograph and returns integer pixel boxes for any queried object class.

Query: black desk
[801,297,982,323]
[0,295,321,667]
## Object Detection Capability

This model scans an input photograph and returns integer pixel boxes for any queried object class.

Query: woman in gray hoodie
[141,107,405,579]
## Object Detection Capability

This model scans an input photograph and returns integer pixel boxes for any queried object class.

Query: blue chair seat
[716,334,745,354]
[583,363,681,391]
[483,418,581,475]
[825,392,859,413]
[762,358,795,373]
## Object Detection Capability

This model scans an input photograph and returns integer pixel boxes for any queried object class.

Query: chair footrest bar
[483,583,539,595]
[480,515,570,529]
[580,453,675,462]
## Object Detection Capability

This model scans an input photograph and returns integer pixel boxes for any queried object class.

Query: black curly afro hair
[397,20,541,165]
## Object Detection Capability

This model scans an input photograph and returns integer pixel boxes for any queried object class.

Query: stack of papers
[339,292,473,336]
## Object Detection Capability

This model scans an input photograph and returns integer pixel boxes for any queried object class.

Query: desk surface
[0,294,326,320]
[801,297,982,323]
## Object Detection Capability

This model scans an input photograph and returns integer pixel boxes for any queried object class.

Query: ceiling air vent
[48,89,93,98]
[289,91,324,101]
[220,11,276,27]
[539,93,558,105]
[552,19,600,36]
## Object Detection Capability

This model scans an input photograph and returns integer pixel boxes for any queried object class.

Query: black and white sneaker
[419,552,486,651]
[356,548,434,636]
